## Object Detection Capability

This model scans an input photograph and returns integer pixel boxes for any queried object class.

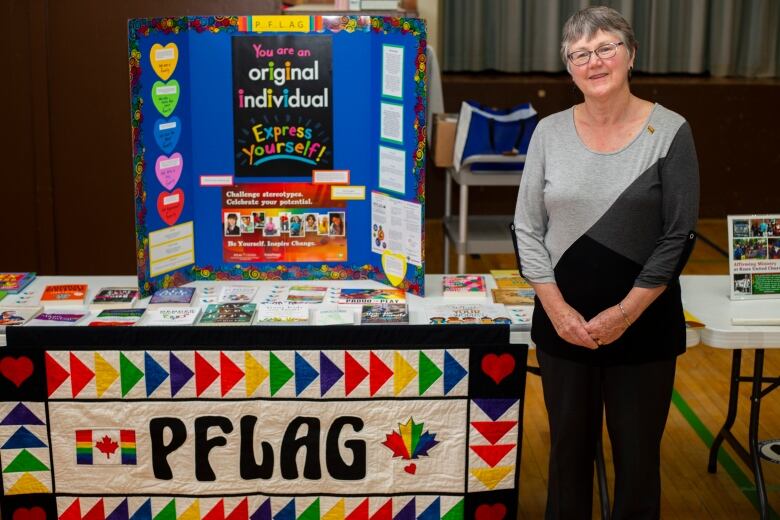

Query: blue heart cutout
[153,116,181,154]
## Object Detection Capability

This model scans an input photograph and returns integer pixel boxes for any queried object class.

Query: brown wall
[1,0,279,275]
[427,73,780,220]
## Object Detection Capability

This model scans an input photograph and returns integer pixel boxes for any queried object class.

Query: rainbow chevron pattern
[54,495,465,520]
[43,349,469,400]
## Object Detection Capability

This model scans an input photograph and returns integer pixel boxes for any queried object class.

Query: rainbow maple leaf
[382,417,439,460]
[96,435,119,459]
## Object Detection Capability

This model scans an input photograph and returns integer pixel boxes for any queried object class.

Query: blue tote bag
[453,101,538,172]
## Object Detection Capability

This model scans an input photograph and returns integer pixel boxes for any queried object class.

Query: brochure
[728,214,780,299]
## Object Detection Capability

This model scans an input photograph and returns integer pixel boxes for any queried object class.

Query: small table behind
[681,275,780,520]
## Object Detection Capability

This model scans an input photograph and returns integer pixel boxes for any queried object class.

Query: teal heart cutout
[151,80,180,117]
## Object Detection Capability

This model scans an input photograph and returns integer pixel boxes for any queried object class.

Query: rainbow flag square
[120,429,136,465]
[75,429,92,465]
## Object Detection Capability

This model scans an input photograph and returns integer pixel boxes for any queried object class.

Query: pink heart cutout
[0,356,34,388]
[481,353,515,385]
[157,188,184,226]
[155,152,183,190]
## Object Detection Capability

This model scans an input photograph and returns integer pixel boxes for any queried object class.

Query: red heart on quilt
[403,463,416,474]
[481,353,515,384]
[157,188,184,226]
[475,503,507,520]
[13,507,47,520]
[0,356,34,388]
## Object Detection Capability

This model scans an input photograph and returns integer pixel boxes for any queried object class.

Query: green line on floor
[672,388,780,519]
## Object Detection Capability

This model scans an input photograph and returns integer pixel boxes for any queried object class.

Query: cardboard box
[433,113,458,168]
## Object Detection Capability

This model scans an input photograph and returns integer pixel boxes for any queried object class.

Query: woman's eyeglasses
[567,42,624,66]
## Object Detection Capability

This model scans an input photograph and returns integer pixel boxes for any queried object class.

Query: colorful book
[148,286,197,308]
[360,303,409,325]
[27,311,89,326]
[87,308,146,327]
[40,284,88,308]
[426,304,512,325]
[442,275,487,298]
[142,307,201,326]
[0,291,6,303]
[90,287,140,310]
[338,288,406,304]
[198,303,256,326]
[0,307,41,331]
[0,272,36,294]
[492,288,535,305]
[491,269,533,290]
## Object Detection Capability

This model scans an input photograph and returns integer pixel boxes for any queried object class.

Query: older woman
[514,6,699,519]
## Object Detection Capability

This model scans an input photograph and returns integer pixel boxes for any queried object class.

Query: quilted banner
[0,326,525,519]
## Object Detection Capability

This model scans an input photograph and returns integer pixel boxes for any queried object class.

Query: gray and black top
[514,104,699,365]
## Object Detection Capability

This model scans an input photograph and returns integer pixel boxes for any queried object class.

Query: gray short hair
[560,6,637,68]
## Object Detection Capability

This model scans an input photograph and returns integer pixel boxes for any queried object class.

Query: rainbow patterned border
[128,16,426,296]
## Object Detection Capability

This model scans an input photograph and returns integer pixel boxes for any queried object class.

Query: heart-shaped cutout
[0,356,34,388]
[157,188,184,226]
[12,507,47,520]
[481,353,515,385]
[150,43,179,81]
[152,80,180,117]
[155,153,184,190]
[381,250,407,287]
[403,463,416,474]
[153,116,181,154]
[475,503,506,520]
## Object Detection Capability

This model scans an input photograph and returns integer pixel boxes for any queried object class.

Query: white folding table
[681,275,780,520]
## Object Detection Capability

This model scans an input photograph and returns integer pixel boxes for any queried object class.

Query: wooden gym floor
[427,218,780,519]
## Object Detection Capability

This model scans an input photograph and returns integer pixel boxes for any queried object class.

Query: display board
[0,326,525,519]
[727,214,780,299]
[129,16,427,296]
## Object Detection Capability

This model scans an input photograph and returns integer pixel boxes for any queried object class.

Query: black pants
[537,349,677,520]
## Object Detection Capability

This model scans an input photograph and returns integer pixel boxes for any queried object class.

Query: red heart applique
[0,356,34,388]
[475,503,507,520]
[404,463,417,474]
[481,353,515,384]
[157,188,184,226]
[13,507,47,520]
